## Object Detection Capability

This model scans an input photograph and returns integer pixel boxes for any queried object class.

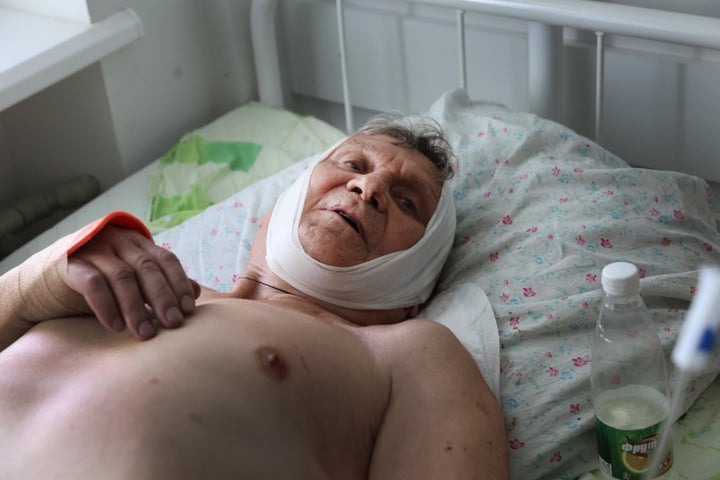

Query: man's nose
[348,175,387,211]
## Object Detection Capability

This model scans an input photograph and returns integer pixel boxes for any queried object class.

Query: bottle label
[595,416,673,479]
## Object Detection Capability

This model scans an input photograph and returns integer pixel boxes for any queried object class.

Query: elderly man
[0,115,509,479]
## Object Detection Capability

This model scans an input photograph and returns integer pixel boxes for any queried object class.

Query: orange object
[66,211,152,255]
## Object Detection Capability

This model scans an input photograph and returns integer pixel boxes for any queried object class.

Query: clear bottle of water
[590,262,673,480]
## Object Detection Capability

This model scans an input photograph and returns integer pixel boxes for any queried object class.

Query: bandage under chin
[266,157,456,310]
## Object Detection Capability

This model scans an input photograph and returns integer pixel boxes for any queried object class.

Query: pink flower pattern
[572,356,589,367]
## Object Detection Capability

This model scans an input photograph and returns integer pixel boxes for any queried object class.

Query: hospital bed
[2,0,720,479]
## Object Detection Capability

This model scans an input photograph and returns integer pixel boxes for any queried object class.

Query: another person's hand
[66,225,200,340]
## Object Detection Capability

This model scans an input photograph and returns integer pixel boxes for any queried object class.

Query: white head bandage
[266,148,456,310]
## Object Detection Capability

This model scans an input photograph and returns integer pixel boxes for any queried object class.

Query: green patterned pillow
[146,102,344,233]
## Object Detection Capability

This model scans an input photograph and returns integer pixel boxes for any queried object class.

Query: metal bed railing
[332,0,720,143]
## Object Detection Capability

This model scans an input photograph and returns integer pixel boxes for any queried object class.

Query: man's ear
[404,305,420,319]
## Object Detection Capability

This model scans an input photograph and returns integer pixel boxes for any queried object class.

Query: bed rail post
[251,0,283,108]
[336,0,354,134]
[527,22,562,122]
[457,9,467,91]
[594,31,605,144]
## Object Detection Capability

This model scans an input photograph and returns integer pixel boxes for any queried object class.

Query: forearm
[0,235,89,350]
[0,211,153,350]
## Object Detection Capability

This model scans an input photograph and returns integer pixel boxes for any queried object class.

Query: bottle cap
[601,262,640,296]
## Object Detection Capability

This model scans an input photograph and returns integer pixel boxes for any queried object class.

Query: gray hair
[356,113,455,182]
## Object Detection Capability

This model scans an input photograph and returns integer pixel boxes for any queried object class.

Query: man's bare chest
[0,299,391,478]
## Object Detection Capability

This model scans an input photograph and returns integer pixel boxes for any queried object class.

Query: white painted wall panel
[0,0,90,23]
[403,17,528,114]
[281,0,528,117]
[683,61,720,182]
[0,0,256,210]
[279,0,720,184]
[282,1,343,104]
[602,51,681,172]
[608,0,720,18]
[282,1,407,112]
[2,66,124,197]
[101,0,256,176]
[401,19,459,113]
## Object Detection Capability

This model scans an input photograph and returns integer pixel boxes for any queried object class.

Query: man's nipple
[255,345,289,381]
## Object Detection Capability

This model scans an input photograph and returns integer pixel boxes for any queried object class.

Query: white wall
[0,65,123,207]
[278,0,720,183]
[0,0,90,23]
[0,0,257,209]
[101,0,257,176]
[608,0,720,18]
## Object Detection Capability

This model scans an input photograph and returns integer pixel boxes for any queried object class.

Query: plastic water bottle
[590,262,673,480]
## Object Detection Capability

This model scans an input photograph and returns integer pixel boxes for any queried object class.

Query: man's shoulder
[371,319,472,371]
[384,317,453,339]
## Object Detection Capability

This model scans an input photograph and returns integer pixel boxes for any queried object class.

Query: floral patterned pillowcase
[429,89,720,479]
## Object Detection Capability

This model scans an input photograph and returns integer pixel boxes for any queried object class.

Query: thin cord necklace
[239,276,293,295]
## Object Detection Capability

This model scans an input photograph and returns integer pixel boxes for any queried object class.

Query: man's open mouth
[335,210,361,235]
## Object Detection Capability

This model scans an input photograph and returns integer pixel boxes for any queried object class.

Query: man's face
[299,134,442,267]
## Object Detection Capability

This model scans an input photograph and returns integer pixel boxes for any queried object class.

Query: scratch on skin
[299,354,310,373]
[291,343,311,373]
[474,399,493,415]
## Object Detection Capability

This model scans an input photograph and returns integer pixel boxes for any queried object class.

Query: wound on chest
[255,345,289,381]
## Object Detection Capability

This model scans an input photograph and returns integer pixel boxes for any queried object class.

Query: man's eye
[400,198,416,212]
[347,161,361,171]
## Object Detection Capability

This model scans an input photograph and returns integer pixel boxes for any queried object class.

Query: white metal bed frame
[252,0,720,143]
